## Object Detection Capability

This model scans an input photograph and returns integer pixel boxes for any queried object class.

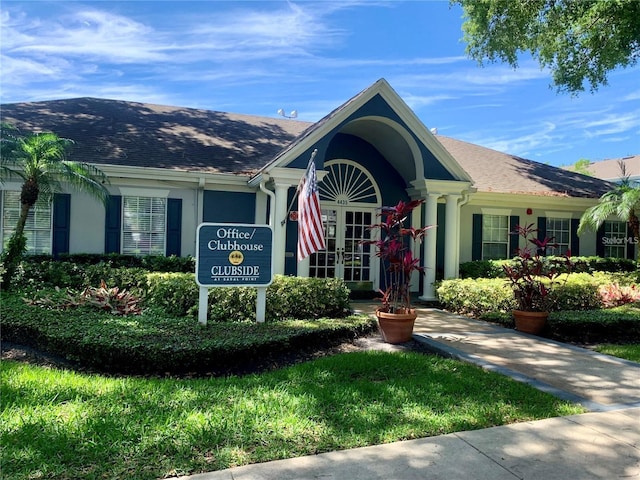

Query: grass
[1,351,584,480]
[594,344,640,362]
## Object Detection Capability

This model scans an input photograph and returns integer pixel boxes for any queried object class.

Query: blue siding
[284,94,455,181]
[203,191,256,224]
[326,133,407,207]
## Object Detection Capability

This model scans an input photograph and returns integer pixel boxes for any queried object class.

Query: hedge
[459,256,637,279]
[145,273,351,321]
[480,306,640,343]
[0,293,375,375]
[436,272,632,317]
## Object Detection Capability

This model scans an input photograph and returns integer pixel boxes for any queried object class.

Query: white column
[444,194,461,279]
[420,193,440,300]
[273,182,289,275]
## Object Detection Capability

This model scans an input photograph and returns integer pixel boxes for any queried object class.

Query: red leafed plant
[361,199,432,313]
[598,283,640,308]
[24,280,142,316]
[79,280,142,315]
[502,223,573,312]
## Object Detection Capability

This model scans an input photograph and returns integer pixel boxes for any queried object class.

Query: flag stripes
[297,159,325,261]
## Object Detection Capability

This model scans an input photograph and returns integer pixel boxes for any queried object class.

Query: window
[546,217,570,256]
[482,214,509,260]
[603,221,627,258]
[1,191,52,254]
[122,196,166,255]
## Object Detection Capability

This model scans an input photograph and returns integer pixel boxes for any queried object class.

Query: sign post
[195,223,273,325]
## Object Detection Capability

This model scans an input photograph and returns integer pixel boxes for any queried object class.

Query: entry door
[309,207,374,283]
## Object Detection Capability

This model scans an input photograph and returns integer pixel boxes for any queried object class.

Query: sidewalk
[180,306,640,480]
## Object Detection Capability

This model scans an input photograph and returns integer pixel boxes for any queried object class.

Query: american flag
[297,158,325,261]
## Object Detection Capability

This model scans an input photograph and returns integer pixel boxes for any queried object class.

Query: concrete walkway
[180,305,640,480]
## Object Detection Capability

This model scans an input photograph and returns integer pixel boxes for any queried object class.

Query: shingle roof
[0,97,313,175]
[0,96,615,198]
[586,155,640,181]
[435,135,613,198]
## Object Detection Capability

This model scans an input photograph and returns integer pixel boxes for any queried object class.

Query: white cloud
[475,121,558,158]
[583,112,640,137]
[7,9,167,63]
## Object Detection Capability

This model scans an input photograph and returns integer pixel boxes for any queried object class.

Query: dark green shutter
[570,218,580,256]
[537,217,547,255]
[472,214,482,260]
[166,198,182,256]
[596,224,605,257]
[104,195,121,254]
[52,193,70,257]
[509,216,520,257]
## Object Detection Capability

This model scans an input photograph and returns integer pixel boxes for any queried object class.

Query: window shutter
[105,195,122,254]
[52,193,70,257]
[509,216,519,257]
[166,198,182,256]
[472,214,482,261]
[537,217,547,255]
[595,224,605,257]
[570,218,580,256]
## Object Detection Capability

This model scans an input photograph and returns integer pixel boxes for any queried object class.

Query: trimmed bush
[265,276,350,320]
[84,265,149,292]
[479,306,640,343]
[437,273,622,316]
[12,255,192,293]
[459,260,507,279]
[145,272,199,317]
[549,306,640,343]
[460,256,637,279]
[545,273,602,311]
[436,278,516,317]
[145,274,351,321]
[53,253,195,272]
[0,292,375,375]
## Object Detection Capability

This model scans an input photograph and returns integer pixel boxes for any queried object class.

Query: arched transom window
[318,160,380,205]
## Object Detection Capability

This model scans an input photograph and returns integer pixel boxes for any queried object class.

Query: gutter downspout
[259,179,275,227]
[454,190,474,278]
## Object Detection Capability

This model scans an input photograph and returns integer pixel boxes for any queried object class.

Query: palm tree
[1,128,110,289]
[578,171,640,261]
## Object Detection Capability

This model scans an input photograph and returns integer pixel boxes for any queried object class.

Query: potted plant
[502,223,573,335]
[362,199,431,343]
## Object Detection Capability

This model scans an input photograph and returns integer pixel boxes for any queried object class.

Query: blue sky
[2,0,638,167]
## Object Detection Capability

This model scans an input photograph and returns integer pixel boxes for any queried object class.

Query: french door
[309,207,375,284]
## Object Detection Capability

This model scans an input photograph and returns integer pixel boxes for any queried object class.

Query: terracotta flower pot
[375,308,417,344]
[513,310,549,335]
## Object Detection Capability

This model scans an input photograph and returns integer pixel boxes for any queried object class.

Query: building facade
[2,79,629,299]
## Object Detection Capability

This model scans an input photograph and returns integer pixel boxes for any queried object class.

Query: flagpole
[280,149,317,226]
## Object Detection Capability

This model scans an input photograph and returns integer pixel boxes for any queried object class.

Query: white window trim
[544,211,573,219]
[481,213,510,260]
[119,187,170,198]
[481,208,512,216]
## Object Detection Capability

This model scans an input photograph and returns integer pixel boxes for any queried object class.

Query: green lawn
[1,351,584,480]
[595,344,640,362]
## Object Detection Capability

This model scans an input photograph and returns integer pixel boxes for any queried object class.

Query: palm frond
[59,161,111,206]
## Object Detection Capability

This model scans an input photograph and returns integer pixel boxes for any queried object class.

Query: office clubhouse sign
[196,223,273,287]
